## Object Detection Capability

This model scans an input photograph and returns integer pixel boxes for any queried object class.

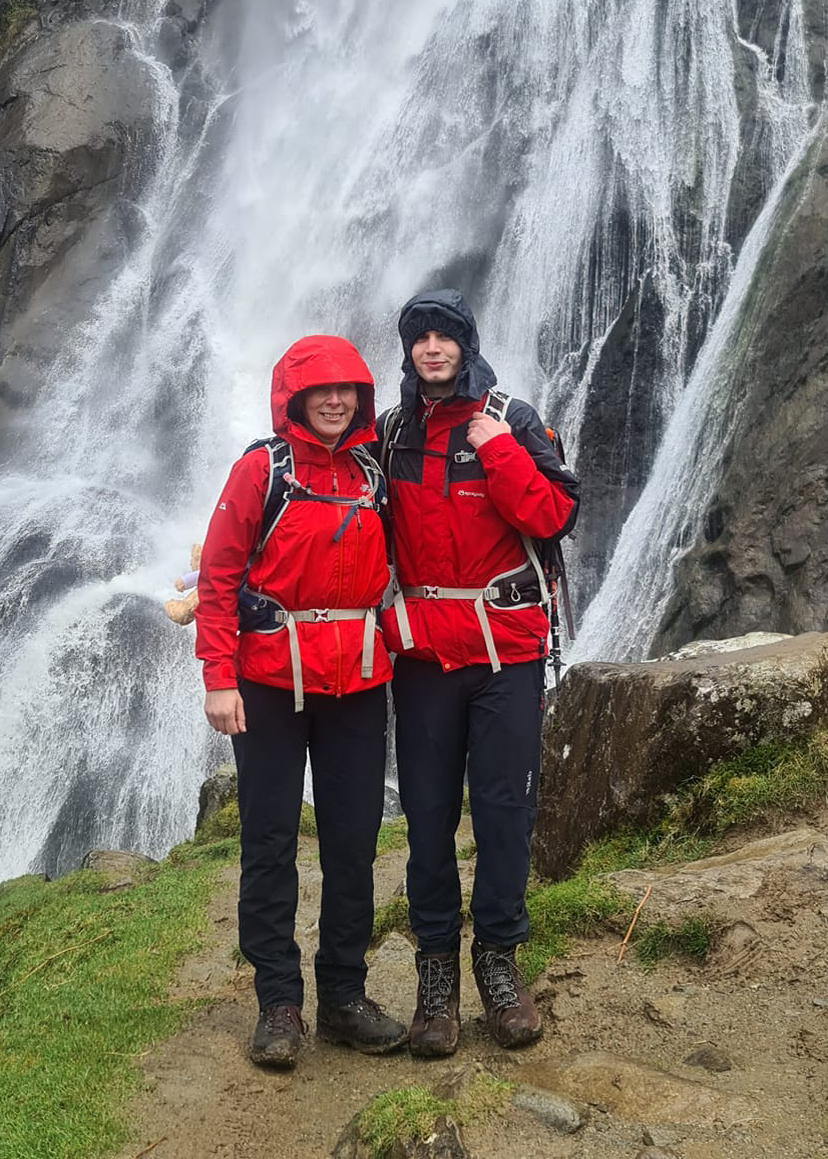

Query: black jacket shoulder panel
[502,398,580,534]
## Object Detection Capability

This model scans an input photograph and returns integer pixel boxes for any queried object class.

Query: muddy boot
[409,950,461,1058]
[250,1004,306,1068]
[316,995,408,1054]
[472,940,542,1048]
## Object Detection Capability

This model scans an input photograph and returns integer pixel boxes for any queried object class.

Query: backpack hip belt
[238,586,376,712]
[393,548,547,676]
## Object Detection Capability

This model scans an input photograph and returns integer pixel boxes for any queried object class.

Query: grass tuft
[358,1073,512,1158]
[666,730,828,835]
[194,799,240,844]
[359,1087,451,1157]
[634,915,718,970]
[520,873,630,982]
[371,895,409,944]
[376,816,407,856]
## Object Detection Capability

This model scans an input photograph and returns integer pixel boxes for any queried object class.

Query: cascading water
[0,0,821,880]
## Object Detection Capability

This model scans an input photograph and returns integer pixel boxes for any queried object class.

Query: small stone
[813,998,827,1008]
[511,1086,583,1134]
[683,1045,733,1073]
[636,1149,680,1159]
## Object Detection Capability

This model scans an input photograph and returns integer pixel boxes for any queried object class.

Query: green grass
[634,916,719,970]
[375,816,407,856]
[0,840,237,1159]
[194,797,407,857]
[371,895,410,943]
[665,729,828,835]
[358,1074,512,1158]
[457,840,477,861]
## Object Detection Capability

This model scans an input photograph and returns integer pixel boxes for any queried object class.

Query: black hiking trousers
[393,656,545,954]
[232,678,387,1011]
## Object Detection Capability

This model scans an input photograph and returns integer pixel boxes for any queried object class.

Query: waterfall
[0,0,820,880]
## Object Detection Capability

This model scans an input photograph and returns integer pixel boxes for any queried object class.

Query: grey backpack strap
[481,388,511,422]
[379,404,403,476]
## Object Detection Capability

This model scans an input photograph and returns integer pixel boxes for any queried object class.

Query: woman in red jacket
[196,335,406,1069]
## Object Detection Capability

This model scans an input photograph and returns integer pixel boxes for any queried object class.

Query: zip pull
[332,470,339,494]
[510,583,521,603]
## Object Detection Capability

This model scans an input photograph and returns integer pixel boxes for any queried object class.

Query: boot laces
[418,956,455,1020]
[264,1005,307,1035]
[477,949,521,1010]
[344,996,387,1022]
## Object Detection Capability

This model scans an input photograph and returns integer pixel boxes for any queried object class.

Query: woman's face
[300,383,358,447]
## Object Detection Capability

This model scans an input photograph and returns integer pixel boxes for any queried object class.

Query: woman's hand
[204,688,246,735]
[467,412,511,449]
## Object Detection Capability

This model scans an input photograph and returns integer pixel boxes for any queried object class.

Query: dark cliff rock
[0,0,215,441]
[569,2,827,620]
[652,127,828,654]
[533,632,828,880]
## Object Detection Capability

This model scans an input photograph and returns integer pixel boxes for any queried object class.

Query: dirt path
[118,818,828,1159]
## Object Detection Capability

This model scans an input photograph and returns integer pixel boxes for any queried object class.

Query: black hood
[397,288,497,414]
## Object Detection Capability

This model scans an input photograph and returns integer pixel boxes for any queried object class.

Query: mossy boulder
[534,632,828,879]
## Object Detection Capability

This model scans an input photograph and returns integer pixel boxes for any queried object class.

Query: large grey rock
[528,1052,755,1128]
[533,632,828,878]
[0,17,159,422]
[606,827,828,917]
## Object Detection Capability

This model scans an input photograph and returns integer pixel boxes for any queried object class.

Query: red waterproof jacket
[378,392,578,671]
[195,336,393,696]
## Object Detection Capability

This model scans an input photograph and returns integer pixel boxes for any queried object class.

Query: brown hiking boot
[316,995,408,1054]
[250,1004,306,1068]
[472,940,542,1048]
[409,950,461,1058]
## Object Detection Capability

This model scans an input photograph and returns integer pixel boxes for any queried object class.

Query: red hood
[270,335,376,445]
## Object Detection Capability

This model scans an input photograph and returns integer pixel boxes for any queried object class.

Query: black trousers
[393,656,544,954]
[232,679,387,1010]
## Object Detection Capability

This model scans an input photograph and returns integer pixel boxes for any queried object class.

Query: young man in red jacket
[378,290,579,1056]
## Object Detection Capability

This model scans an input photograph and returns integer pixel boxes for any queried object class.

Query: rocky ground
[115,812,828,1159]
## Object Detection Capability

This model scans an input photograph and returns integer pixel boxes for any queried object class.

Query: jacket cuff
[476,431,519,467]
[202,659,238,692]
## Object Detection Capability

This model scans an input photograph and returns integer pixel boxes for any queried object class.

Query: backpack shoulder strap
[482,388,512,422]
[348,444,386,508]
[242,436,294,553]
[379,404,404,474]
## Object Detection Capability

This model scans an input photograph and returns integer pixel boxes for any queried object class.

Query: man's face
[300,383,358,447]
[411,330,462,385]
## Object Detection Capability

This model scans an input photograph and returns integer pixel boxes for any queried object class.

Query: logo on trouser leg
[525,770,533,795]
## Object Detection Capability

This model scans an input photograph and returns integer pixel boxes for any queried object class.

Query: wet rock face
[0,0,212,443]
[0,13,159,434]
[533,632,828,880]
[652,130,828,653]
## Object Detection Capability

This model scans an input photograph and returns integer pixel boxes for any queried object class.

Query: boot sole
[249,1046,298,1068]
[316,1023,409,1055]
[491,1023,543,1049]
[409,1037,459,1058]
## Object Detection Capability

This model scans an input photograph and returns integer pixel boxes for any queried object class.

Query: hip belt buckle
[312,608,330,622]
[423,585,439,599]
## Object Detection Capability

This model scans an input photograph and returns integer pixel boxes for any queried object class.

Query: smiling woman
[299,383,358,448]
[194,334,407,1070]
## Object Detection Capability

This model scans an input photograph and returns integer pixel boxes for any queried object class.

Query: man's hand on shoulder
[467,412,511,449]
